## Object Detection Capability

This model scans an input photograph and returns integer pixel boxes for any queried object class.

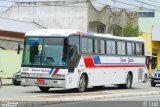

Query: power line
[134,0,160,9]
[149,0,160,4]
[96,0,157,12]
[0,0,159,12]
[0,0,15,2]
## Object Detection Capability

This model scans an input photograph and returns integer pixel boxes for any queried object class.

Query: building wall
[139,11,160,33]
[0,1,88,31]
[0,50,22,78]
[88,1,138,34]
[141,32,160,75]
[0,0,138,33]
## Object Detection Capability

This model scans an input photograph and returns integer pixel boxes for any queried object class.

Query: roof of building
[0,17,44,33]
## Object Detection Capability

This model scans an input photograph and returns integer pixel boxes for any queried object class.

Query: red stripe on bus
[94,65,145,68]
[83,56,95,67]
[53,68,60,74]
[83,56,145,68]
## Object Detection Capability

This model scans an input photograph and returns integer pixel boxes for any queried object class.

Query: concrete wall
[139,11,160,33]
[88,1,138,34]
[0,1,88,31]
[0,50,22,78]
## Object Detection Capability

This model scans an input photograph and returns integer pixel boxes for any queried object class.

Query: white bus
[20,29,145,92]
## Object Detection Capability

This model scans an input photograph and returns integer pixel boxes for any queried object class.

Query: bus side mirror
[17,43,21,54]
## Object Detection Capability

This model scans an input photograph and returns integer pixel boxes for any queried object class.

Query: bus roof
[25,29,144,42]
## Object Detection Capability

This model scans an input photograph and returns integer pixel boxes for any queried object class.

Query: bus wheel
[118,74,132,89]
[125,73,132,89]
[78,74,87,92]
[39,87,50,92]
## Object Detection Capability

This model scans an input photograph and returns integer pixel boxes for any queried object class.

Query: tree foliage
[123,21,142,37]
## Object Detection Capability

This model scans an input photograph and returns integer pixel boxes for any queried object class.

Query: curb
[3,91,160,107]
[1,79,13,86]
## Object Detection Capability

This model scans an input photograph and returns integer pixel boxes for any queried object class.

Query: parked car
[142,65,148,83]
[12,71,21,85]
[151,67,160,87]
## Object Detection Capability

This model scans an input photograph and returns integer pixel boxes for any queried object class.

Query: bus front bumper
[21,77,66,88]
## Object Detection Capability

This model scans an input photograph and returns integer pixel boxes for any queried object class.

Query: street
[0,80,160,101]
[37,95,160,107]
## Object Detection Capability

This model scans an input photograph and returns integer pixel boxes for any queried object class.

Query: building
[139,10,160,75]
[0,0,138,78]
[0,0,138,34]
[0,17,43,78]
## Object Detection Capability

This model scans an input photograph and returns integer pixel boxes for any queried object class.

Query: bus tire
[125,73,132,89]
[77,74,87,92]
[118,73,132,89]
[39,87,50,92]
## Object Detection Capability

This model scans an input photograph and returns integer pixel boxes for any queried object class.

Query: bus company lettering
[120,58,127,62]
[32,69,40,72]
[41,69,50,72]
[128,58,134,63]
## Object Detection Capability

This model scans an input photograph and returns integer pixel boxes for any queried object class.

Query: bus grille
[138,71,143,81]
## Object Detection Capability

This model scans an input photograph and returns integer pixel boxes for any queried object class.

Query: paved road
[0,80,160,101]
[38,95,160,107]
[104,95,160,101]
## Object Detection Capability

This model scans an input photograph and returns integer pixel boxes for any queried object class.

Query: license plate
[36,79,45,83]
[35,79,47,85]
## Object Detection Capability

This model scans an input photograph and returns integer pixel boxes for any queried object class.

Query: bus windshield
[22,37,68,67]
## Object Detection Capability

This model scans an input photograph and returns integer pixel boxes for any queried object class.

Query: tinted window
[88,39,93,53]
[136,43,144,56]
[117,41,126,55]
[106,40,116,55]
[82,38,88,53]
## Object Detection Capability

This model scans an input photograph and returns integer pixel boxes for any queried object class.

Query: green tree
[123,21,142,37]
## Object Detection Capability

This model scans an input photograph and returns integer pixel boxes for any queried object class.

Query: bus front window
[23,37,43,65]
[42,38,67,66]
[22,37,68,67]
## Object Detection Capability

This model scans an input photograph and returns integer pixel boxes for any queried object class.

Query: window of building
[139,12,155,17]
[97,25,105,34]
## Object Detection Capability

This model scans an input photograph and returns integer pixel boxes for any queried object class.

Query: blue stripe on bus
[93,56,101,64]
[49,69,54,75]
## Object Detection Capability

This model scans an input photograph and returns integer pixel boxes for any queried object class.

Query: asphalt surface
[1,80,160,107]
[0,81,160,101]
[37,95,160,107]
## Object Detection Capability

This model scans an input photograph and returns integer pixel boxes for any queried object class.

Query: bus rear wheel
[77,74,87,92]
[39,87,50,92]
[125,73,132,89]
[118,74,132,89]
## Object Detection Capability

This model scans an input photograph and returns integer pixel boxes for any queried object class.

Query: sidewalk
[1,78,12,86]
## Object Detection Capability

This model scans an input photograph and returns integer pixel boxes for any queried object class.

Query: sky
[0,0,160,12]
